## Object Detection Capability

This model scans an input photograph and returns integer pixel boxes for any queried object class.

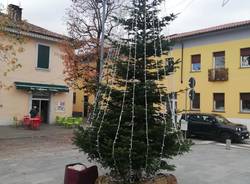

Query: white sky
[1,0,250,35]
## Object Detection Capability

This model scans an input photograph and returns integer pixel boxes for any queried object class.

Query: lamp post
[99,0,107,82]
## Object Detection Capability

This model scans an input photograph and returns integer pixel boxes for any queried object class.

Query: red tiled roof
[24,22,66,40]
[168,20,250,40]
[0,12,67,41]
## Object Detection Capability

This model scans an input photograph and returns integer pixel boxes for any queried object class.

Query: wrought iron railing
[208,68,228,81]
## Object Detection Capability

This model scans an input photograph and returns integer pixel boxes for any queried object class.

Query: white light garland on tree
[152,4,168,163]
[129,2,138,182]
[143,0,149,171]
[96,44,122,161]
[112,17,135,175]
[94,47,120,123]
[87,47,116,126]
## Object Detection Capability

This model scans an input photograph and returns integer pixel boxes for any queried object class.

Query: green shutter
[37,44,50,69]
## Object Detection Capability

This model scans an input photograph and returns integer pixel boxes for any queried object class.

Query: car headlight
[236,128,242,131]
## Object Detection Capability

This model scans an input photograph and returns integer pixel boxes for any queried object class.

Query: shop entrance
[31,92,50,123]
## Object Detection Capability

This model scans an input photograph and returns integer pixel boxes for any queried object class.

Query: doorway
[83,95,89,117]
[31,100,49,123]
[31,92,50,123]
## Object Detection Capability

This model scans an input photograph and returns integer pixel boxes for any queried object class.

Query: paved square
[1,126,250,184]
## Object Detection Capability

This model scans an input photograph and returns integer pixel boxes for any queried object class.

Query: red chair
[23,116,30,127]
[30,116,41,129]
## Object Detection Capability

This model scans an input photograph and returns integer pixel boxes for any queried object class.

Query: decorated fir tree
[74,0,191,183]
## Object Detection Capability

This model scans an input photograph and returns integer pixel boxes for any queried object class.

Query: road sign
[181,119,188,131]
[188,77,196,88]
[189,89,195,101]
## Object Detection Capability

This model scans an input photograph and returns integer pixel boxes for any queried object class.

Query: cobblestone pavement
[0,125,105,184]
[171,140,250,184]
[1,125,250,184]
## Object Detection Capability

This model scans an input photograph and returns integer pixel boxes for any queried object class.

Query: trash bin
[64,163,98,184]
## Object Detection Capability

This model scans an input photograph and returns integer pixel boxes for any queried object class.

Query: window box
[208,68,228,81]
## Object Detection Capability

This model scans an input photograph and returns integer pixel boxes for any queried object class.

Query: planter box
[95,174,177,184]
[64,163,98,184]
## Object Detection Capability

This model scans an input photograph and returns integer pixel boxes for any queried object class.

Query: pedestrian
[30,106,38,118]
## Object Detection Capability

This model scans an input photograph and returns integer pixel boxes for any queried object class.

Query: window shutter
[191,54,201,64]
[241,93,250,100]
[214,93,224,101]
[37,44,50,69]
[240,48,250,56]
[213,51,225,57]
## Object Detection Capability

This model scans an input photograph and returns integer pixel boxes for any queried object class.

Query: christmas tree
[74,0,191,183]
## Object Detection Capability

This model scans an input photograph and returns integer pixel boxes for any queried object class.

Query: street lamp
[98,0,106,83]
[98,0,114,82]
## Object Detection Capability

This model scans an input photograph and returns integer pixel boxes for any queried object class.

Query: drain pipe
[181,41,184,84]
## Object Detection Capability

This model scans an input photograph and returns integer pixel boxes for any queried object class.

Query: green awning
[15,82,69,92]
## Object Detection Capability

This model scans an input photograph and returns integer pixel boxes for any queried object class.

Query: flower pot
[95,174,177,184]
[64,163,98,184]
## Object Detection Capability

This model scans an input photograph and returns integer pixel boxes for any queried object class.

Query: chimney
[7,4,22,22]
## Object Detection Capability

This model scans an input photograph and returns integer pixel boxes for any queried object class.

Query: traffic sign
[181,119,188,131]
[188,77,196,88]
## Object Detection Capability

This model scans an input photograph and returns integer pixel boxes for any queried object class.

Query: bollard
[226,139,231,150]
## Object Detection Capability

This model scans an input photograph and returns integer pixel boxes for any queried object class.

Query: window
[84,96,89,117]
[213,51,225,68]
[240,93,250,113]
[37,44,50,69]
[73,92,76,104]
[191,54,201,71]
[240,48,250,68]
[191,93,200,110]
[213,93,225,111]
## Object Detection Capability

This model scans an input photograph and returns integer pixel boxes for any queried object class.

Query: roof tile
[168,19,250,40]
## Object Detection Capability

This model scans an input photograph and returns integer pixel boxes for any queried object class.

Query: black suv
[180,113,249,142]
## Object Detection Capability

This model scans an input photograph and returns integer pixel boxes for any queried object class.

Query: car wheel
[220,132,231,143]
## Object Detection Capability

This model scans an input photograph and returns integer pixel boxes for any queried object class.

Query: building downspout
[181,41,184,84]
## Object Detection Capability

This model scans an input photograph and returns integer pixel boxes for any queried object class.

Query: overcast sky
[1,0,250,35]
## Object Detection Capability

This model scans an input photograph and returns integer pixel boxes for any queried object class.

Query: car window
[214,115,230,125]
[189,115,203,121]
[202,115,215,123]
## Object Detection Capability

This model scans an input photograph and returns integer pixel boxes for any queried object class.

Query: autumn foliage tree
[61,41,98,93]
[0,6,25,90]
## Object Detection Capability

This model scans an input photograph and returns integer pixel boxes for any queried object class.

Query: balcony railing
[208,68,228,81]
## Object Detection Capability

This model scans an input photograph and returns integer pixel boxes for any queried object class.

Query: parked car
[179,113,249,142]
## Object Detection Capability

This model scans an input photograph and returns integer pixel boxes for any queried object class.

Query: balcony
[208,68,228,81]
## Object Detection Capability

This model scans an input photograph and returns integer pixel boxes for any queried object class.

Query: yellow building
[0,4,73,125]
[72,89,92,117]
[167,20,250,129]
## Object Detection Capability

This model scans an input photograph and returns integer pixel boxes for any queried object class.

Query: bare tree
[64,0,124,90]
